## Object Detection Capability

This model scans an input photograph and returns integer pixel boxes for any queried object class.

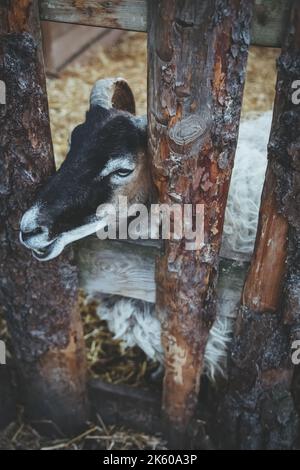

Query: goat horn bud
[90,77,136,115]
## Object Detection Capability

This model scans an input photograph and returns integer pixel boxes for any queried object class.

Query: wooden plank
[43,21,72,40]
[89,378,162,435]
[76,237,248,310]
[77,237,158,303]
[89,378,215,448]
[40,0,292,48]
[40,0,147,33]
[41,21,122,72]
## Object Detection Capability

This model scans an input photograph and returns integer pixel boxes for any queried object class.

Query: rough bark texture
[148,0,253,448]
[0,0,88,433]
[217,2,300,450]
[242,167,289,312]
[0,366,16,429]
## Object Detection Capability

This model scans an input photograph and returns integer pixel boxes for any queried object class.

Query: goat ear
[90,77,136,115]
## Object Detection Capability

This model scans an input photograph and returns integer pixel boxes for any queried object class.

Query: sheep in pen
[20,77,270,381]
[2,0,300,451]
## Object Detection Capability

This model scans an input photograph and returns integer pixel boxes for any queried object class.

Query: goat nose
[20,206,50,247]
[21,226,46,242]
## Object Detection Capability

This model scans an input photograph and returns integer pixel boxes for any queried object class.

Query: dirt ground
[0,31,279,450]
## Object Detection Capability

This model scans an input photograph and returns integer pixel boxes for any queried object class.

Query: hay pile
[80,295,159,387]
[243,46,278,115]
[0,32,278,450]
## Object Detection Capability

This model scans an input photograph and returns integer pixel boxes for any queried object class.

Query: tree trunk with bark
[217,1,300,450]
[0,0,89,434]
[0,366,16,430]
[148,0,253,448]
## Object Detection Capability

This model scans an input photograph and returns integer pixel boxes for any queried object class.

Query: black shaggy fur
[34,106,146,238]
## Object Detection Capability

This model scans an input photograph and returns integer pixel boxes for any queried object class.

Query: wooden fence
[0,0,299,450]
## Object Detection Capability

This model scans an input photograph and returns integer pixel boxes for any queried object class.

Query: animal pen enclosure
[0,0,300,451]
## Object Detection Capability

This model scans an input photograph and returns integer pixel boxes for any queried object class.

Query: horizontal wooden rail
[40,0,292,47]
[88,378,214,448]
[40,0,147,33]
[76,237,248,310]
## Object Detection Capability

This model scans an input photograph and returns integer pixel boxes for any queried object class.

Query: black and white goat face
[20,78,151,261]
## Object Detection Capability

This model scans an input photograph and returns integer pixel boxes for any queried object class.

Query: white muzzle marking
[20,204,108,261]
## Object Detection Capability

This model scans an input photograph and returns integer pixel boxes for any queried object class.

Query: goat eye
[114,168,134,177]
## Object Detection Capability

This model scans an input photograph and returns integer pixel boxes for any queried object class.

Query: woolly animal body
[94,112,271,380]
[19,75,271,380]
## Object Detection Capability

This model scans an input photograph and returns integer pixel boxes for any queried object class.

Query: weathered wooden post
[218,1,300,450]
[0,367,16,430]
[0,0,89,433]
[148,0,253,447]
